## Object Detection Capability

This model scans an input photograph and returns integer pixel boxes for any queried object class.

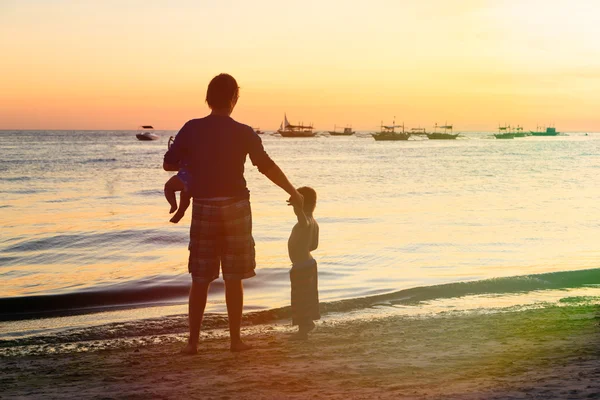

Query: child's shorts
[290,258,320,325]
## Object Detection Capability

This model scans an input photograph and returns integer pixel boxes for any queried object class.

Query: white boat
[136,126,159,141]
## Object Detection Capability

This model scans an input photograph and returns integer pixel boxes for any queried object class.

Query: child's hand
[287,190,304,209]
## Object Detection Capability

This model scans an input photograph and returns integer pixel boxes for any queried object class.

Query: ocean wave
[0,176,32,182]
[2,267,598,326]
[81,158,117,164]
[1,229,166,253]
[2,282,599,352]
[0,274,195,322]
[133,189,164,197]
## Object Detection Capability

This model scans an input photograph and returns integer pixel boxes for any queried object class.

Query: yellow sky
[1,0,600,131]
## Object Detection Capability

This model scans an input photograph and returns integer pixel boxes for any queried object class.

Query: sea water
[1,130,599,343]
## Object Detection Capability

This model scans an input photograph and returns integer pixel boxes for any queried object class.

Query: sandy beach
[2,302,599,399]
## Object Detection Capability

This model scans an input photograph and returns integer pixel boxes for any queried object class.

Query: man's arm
[263,164,303,207]
[246,128,303,206]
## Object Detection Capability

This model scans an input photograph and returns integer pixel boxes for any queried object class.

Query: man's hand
[287,190,304,209]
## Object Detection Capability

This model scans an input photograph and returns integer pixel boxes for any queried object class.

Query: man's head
[206,73,239,113]
[297,186,317,214]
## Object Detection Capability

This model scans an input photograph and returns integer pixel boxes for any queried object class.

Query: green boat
[427,132,459,139]
[426,123,459,139]
[512,126,527,137]
[372,120,410,141]
[530,127,560,136]
[494,125,515,139]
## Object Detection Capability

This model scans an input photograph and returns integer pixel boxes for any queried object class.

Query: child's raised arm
[310,224,319,251]
[288,198,309,228]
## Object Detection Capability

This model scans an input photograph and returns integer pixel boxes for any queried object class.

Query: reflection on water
[1,130,599,329]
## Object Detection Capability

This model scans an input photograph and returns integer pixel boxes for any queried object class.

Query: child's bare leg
[170,190,191,224]
[290,320,315,341]
[164,176,185,214]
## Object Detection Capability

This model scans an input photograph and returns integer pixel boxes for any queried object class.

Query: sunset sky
[1,0,600,131]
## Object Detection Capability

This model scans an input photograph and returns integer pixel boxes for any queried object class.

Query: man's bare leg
[225,279,252,352]
[181,280,210,355]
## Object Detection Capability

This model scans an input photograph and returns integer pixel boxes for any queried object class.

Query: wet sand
[1,304,599,399]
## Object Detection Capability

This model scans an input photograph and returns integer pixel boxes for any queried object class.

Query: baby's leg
[170,190,191,224]
[164,176,185,214]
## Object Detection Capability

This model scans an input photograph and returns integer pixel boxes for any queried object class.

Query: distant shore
[2,301,598,399]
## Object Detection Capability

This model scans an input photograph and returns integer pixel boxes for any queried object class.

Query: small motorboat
[136,125,159,141]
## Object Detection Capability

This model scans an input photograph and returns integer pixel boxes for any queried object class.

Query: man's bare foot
[230,341,252,352]
[169,204,177,214]
[180,342,198,355]
[304,321,316,333]
[170,210,185,224]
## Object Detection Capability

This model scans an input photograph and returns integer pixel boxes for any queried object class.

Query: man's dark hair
[206,73,239,110]
[297,186,317,213]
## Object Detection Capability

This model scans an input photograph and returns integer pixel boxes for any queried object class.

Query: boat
[530,126,560,136]
[494,125,515,139]
[253,128,264,135]
[512,125,527,137]
[328,125,355,136]
[409,127,427,137]
[426,123,459,140]
[136,125,159,141]
[372,120,410,141]
[277,114,316,137]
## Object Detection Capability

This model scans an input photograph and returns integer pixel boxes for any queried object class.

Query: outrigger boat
[410,127,427,135]
[253,127,264,135]
[372,119,410,141]
[328,125,355,136]
[494,124,515,139]
[136,125,159,141]
[427,123,459,140]
[511,125,527,137]
[530,125,560,136]
[277,114,316,137]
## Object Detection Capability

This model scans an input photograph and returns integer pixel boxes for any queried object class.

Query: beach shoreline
[2,302,598,399]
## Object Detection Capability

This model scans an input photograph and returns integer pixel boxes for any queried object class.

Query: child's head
[297,186,317,214]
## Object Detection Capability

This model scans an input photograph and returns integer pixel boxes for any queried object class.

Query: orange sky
[1,0,600,131]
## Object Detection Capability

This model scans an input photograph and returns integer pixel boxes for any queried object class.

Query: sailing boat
[426,123,459,139]
[277,114,316,137]
[372,119,410,141]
